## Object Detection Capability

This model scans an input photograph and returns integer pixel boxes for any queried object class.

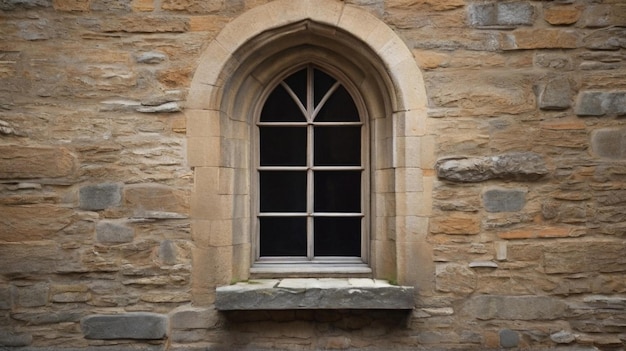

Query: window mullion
[306,65,314,261]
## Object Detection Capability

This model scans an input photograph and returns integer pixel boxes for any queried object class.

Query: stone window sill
[215,278,414,310]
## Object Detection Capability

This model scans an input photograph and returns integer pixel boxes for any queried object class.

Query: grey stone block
[436,152,548,183]
[539,77,572,110]
[591,128,626,159]
[551,330,576,344]
[576,91,626,116]
[216,279,414,310]
[0,330,33,347]
[79,183,122,211]
[483,187,526,212]
[96,221,134,244]
[468,2,534,27]
[500,329,519,348]
[81,312,168,340]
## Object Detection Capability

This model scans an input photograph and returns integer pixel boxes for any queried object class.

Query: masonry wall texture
[1,0,626,350]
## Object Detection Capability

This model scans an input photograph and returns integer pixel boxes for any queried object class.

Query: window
[253,64,368,272]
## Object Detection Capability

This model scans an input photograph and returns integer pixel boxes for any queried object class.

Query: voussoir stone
[435,152,548,183]
[81,313,168,340]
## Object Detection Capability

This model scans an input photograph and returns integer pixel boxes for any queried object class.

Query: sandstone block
[0,0,50,10]
[483,187,526,213]
[52,0,89,11]
[124,183,188,214]
[435,263,476,294]
[544,5,581,25]
[538,77,573,110]
[79,183,122,210]
[583,27,626,50]
[98,16,189,32]
[0,204,74,242]
[436,152,548,183]
[96,221,134,244]
[81,313,168,339]
[591,128,626,159]
[504,29,579,50]
[463,295,567,320]
[0,241,75,274]
[468,2,535,27]
[12,310,83,325]
[430,213,480,235]
[169,305,219,329]
[544,240,626,274]
[0,146,77,179]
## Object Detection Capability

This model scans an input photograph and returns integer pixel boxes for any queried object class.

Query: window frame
[250,63,372,276]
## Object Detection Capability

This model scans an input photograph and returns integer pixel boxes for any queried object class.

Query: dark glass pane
[314,171,361,212]
[315,85,359,122]
[314,126,361,166]
[260,171,306,212]
[314,69,336,108]
[260,217,307,256]
[260,127,306,166]
[284,68,307,108]
[314,217,361,256]
[260,84,305,122]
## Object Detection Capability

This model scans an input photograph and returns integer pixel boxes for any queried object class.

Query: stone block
[462,295,567,320]
[0,204,74,242]
[98,16,189,33]
[216,279,414,310]
[53,0,89,11]
[483,187,526,213]
[503,29,579,50]
[591,128,626,159]
[550,330,575,344]
[0,331,32,347]
[11,310,83,325]
[158,240,177,265]
[0,242,73,275]
[169,305,219,329]
[0,146,77,179]
[538,77,572,110]
[544,240,626,274]
[430,213,480,235]
[544,5,581,25]
[79,183,122,211]
[436,152,548,183]
[81,313,168,340]
[576,91,626,116]
[10,282,49,308]
[124,183,189,214]
[468,2,535,27]
[0,0,50,10]
[583,27,626,50]
[96,221,134,244]
[499,329,519,348]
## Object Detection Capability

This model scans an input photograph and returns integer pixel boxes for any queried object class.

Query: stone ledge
[215,279,415,310]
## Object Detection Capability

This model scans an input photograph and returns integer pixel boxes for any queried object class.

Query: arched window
[254,64,369,272]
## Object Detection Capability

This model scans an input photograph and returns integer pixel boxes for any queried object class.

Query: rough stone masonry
[1,0,626,350]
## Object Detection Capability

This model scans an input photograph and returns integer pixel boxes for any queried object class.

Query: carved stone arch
[186,0,432,305]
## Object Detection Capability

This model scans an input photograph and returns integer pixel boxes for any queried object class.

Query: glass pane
[260,84,305,122]
[260,217,307,256]
[314,126,361,166]
[315,85,359,122]
[260,171,306,212]
[314,171,361,213]
[260,127,306,166]
[314,69,336,108]
[314,217,361,256]
[284,68,307,108]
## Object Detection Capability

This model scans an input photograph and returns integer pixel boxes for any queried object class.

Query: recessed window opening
[255,64,368,270]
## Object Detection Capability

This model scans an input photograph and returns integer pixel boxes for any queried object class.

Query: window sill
[215,278,414,311]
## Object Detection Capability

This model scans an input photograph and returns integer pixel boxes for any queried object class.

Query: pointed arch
[186,0,432,305]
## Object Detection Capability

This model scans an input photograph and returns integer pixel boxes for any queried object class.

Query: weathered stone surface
[0,241,78,274]
[544,240,626,274]
[169,305,219,329]
[0,205,74,242]
[430,213,480,235]
[53,0,89,11]
[463,295,567,320]
[216,279,414,310]
[551,330,575,344]
[0,146,77,179]
[137,101,181,113]
[591,128,626,159]
[0,331,33,347]
[11,282,49,307]
[468,2,535,27]
[499,329,519,348]
[576,91,626,116]
[538,77,573,110]
[503,29,579,50]
[483,187,526,213]
[96,220,134,244]
[96,16,189,33]
[583,27,626,50]
[124,183,188,214]
[81,313,168,340]
[11,310,83,325]
[435,263,476,294]
[0,0,50,10]
[544,5,581,25]
[79,183,122,211]
[436,152,548,183]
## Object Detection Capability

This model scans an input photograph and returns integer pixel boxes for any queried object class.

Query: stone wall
[1,0,625,350]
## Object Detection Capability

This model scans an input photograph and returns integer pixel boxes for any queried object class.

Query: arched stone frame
[186,0,433,305]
